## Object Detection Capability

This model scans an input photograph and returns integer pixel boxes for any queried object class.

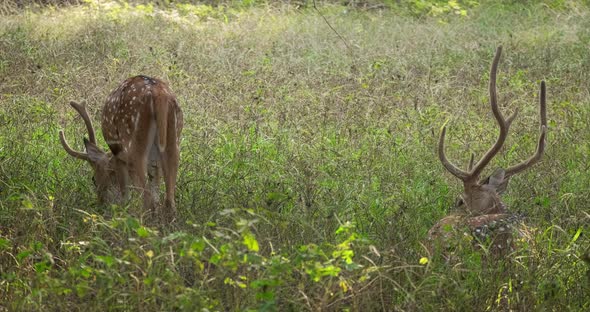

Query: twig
[313,0,354,59]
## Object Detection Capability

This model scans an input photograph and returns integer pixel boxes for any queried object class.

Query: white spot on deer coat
[132,115,139,130]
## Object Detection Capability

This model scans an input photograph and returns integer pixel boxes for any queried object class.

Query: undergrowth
[1,1,589,310]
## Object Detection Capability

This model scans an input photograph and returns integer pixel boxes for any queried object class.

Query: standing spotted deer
[427,47,547,258]
[59,76,183,222]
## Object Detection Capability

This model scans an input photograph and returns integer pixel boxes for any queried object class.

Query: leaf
[17,250,32,262]
[126,217,141,230]
[243,232,259,252]
[162,231,187,242]
[136,226,149,238]
[572,228,582,243]
[320,265,341,278]
[34,261,50,273]
[95,255,115,268]
[210,253,221,265]
[339,280,349,292]
[22,198,33,209]
[191,240,205,252]
[0,237,9,250]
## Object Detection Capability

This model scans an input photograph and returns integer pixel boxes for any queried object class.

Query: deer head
[59,101,123,204]
[59,76,183,221]
[439,46,547,215]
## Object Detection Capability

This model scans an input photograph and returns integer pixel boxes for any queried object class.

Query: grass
[1,1,589,310]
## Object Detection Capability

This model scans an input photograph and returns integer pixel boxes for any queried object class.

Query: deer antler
[438,125,470,180]
[438,46,518,182]
[69,101,97,144]
[59,101,97,161]
[59,131,88,161]
[468,46,519,180]
[504,81,547,177]
[468,152,475,171]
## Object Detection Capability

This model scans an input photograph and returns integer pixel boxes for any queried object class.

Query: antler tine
[505,80,547,177]
[59,130,90,161]
[468,152,475,171]
[539,80,547,126]
[506,107,519,127]
[438,125,470,181]
[469,46,511,180]
[69,101,97,145]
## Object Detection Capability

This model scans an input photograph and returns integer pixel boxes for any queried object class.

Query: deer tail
[153,93,169,153]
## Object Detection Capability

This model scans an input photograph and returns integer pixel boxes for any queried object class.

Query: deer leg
[158,108,181,223]
[147,145,161,206]
[115,158,131,201]
[129,120,157,217]
[131,151,154,216]
[147,164,161,204]
[159,152,177,222]
[159,145,179,222]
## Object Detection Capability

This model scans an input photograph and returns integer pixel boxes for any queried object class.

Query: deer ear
[488,168,505,187]
[484,168,509,194]
[83,138,106,163]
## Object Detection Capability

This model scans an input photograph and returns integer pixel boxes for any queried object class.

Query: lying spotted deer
[427,46,547,258]
[59,76,183,222]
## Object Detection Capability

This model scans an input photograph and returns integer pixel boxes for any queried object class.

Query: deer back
[101,75,181,165]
